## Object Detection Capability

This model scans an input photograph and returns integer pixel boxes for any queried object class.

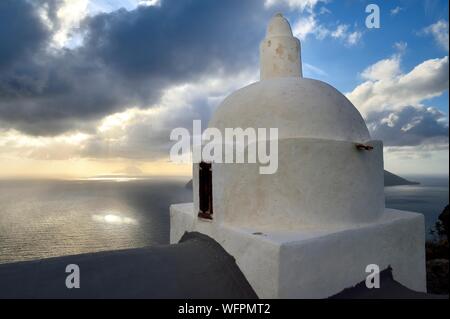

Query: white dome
[209,77,371,142]
[193,14,383,229]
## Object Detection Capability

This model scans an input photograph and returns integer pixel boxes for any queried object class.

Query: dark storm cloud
[0,0,267,136]
[84,0,265,79]
[368,106,449,147]
[0,0,50,71]
[82,94,217,160]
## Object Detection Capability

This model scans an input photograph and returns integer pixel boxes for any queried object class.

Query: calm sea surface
[0,176,448,264]
[0,178,192,264]
[384,175,448,240]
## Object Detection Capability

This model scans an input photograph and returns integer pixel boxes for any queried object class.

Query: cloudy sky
[0,0,448,178]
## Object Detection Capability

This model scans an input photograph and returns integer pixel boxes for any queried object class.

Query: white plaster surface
[194,138,385,228]
[202,14,377,228]
[178,14,426,298]
[170,203,426,298]
[208,77,371,143]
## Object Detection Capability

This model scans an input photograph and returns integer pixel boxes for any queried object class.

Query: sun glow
[92,213,138,225]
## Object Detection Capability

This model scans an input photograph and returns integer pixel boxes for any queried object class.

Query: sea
[0,175,448,264]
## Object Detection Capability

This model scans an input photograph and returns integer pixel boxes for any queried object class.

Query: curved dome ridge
[209,77,371,143]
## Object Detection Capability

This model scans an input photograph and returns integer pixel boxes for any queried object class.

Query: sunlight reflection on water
[0,178,192,264]
[92,213,138,225]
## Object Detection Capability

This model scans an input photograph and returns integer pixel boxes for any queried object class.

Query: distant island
[185,170,419,189]
[384,170,419,186]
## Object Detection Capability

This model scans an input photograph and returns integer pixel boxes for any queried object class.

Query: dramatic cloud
[367,106,448,146]
[1,69,256,161]
[360,55,402,81]
[1,0,447,176]
[347,54,449,147]
[264,0,326,12]
[82,70,257,160]
[423,20,449,52]
[0,128,90,160]
[292,15,362,46]
[292,15,328,40]
[0,0,267,135]
[330,24,362,46]
[50,0,89,47]
[348,56,449,114]
[0,0,50,70]
[285,0,362,46]
[0,0,366,137]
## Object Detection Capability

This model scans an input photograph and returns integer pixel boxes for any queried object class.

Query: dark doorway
[198,162,213,219]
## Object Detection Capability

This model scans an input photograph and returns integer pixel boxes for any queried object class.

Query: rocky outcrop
[427,259,449,295]
[426,205,449,295]
[439,205,449,238]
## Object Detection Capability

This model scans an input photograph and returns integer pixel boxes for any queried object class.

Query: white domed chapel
[170,14,426,298]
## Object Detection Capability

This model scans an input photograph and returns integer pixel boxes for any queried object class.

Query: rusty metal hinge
[355,143,374,151]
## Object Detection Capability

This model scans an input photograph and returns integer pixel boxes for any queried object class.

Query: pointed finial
[260,14,302,80]
[266,13,293,37]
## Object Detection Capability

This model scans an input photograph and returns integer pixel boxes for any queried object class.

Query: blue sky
[0,0,448,177]
[289,0,448,101]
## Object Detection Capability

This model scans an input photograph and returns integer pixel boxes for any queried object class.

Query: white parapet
[170,203,426,298]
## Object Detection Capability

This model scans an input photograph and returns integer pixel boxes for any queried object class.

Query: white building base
[170,203,426,298]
